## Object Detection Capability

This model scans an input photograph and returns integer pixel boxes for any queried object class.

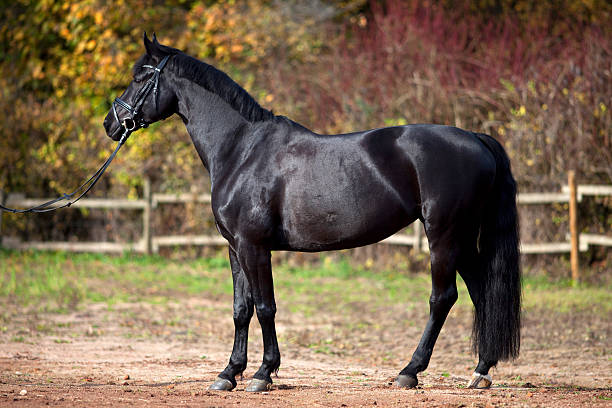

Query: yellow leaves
[215,45,229,60]
[594,102,608,118]
[230,44,244,54]
[511,105,526,117]
[186,0,324,68]
[500,78,516,93]
[74,39,97,54]
[383,117,407,126]
[85,39,96,51]
[31,63,44,80]
[527,79,537,96]
[94,11,103,26]
[74,41,86,54]
[60,27,71,40]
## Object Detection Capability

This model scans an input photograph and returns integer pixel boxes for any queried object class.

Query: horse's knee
[255,303,276,321]
[233,304,253,327]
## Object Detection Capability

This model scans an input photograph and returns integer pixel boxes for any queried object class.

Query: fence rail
[2,179,611,260]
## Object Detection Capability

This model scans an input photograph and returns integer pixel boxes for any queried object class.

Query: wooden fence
[1,176,611,280]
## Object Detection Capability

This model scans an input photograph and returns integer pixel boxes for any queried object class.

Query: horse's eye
[133,70,150,83]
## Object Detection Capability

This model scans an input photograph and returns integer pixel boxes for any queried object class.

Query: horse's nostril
[103,115,112,132]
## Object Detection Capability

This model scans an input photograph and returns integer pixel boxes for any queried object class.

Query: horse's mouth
[104,119,125,142]
[103,113,125,141]
[109,126,124,141]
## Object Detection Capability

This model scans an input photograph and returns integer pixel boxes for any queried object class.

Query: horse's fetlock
[229,359,247,373]
[253,369,273,384]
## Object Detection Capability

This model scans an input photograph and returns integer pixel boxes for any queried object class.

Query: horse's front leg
[236,243,280,392]
[209,247,254,391]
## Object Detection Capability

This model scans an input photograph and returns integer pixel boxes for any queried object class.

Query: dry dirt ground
[1,293,610,407]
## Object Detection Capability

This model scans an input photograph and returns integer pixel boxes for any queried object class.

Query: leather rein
[0,55,171,214]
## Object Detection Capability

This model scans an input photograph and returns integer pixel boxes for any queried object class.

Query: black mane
[142,42,274,123]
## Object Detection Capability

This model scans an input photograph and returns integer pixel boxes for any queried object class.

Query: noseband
[112,54,171,133]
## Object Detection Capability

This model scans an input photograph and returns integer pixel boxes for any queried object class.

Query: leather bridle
[0,55,172,214]
[112,54,171,133]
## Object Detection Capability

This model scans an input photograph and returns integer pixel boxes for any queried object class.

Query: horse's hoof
[245,378,272,392]
[467,372,492,389]
[208,377,235,391]
[393,374,418,388]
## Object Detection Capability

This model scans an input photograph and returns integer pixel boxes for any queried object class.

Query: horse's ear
[143,32,178,59]
[144,32,155,56]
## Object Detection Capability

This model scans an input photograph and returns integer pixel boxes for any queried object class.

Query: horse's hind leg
[395,230,459,388]
[458,247,496,389]
[209,247,254,391]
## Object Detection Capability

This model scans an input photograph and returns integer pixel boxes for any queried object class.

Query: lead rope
[0,130,130,214]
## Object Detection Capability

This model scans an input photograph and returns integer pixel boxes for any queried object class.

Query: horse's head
[103,33,178,141]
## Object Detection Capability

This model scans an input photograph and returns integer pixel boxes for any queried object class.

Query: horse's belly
[280,188,417,252]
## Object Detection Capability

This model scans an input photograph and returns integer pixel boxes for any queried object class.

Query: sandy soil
[1,295,610,407]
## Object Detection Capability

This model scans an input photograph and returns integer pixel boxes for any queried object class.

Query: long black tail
[473,133,521,364]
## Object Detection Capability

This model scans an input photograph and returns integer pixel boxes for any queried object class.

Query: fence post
[413,220,423,254]
[568,171,580,284]
[0,190,4,248]
[143,178,152,255]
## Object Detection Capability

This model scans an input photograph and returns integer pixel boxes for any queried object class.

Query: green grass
[0,249,233,311]
[0,249,610,316]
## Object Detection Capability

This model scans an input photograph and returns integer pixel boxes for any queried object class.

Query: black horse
[104,34,521,392]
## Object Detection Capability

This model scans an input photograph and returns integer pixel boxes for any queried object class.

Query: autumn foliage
[0,0,610,271]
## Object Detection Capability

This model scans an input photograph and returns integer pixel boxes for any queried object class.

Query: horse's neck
[174,78,251,183]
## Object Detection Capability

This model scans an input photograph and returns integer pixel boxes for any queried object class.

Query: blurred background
[0,0,610,281]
